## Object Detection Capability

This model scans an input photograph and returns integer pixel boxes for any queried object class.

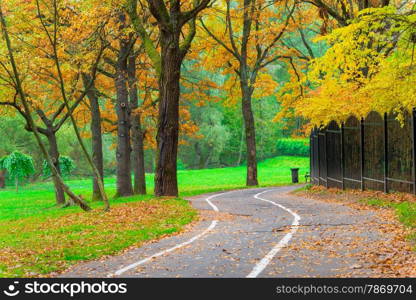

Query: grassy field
[0,156,309,277]
[0,156,309,220]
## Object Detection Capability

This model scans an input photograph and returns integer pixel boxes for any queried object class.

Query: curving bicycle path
[62,186,388,278]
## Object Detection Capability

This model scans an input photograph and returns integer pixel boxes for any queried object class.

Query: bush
[0,151,35,191]
[276,138,309,157]
[177,159,187,170]
[42,156,75,178]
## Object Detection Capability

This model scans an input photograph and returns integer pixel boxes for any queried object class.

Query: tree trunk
[237,0,258,186]
[83,73,104,201]
[0,170,5,189]
[127,0,211,196]
[154,30,182,197]
[128,55,146,195]
[115,37,133,197]
[241,85,258,186]
[152,151,156,172]
[237,125,245,166]
[195,143,205,169]
[46,130,66,205]
[204,147,213,169]
[15,176,18,193]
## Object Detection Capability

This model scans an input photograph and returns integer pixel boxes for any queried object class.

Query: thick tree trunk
[128,55,146,195]
[115,38,133,197]
[0,170,5,189]
[83,74,104,201]
[46,130,66,205]
[241,85,258,186]
[154,31,182,197]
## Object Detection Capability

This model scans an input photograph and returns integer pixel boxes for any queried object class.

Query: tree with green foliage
[42,156,75,179]
[0,151,34,192]
[192,106,230,169]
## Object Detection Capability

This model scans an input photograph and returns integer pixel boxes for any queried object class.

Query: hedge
[276,138,310,157]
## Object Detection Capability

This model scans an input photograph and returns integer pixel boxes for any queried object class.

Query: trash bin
[290,168,299,183]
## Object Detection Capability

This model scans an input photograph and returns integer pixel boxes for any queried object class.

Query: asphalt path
[62,185,386,278]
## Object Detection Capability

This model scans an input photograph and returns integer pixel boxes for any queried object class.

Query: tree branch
[200,19,241,61]
[180,0,212,25]
[126,0,161,75]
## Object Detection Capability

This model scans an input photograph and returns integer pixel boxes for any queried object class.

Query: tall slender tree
[82,73,105,201]
[96,6,154,197]
[200,0,298,186]
[128,53,147,195]
[34,0,110,209]
[0,2,91,211]
[0,169,5,189]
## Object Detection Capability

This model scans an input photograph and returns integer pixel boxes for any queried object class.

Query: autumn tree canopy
[278,1,416,129]
[0,0,412,208]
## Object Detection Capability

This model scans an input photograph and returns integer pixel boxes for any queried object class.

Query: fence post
[341,122,345,190]
[413,109,416,195]
[384,113,389,193]
[310,131,313,184]
[317,127,321,186]
[325,128,329,188]
[360,117,365,191]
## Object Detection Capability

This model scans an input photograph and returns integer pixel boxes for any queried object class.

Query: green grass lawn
[0,155,309,277]
[0,156,309,221]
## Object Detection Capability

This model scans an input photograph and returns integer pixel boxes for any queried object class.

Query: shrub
[177,159,187,170]
[276,138,310,157]
[0,151,35,191]
[42,156,75,178]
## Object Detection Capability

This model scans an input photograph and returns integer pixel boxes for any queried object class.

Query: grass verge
[0,198,196,277]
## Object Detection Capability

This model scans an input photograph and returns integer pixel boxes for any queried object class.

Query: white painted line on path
[111,191,231,276]
[247,189,301,278]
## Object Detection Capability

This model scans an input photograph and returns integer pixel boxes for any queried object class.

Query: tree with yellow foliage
[282,5,415,128]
